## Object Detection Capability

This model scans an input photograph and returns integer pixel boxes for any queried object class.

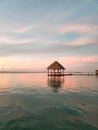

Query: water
[0,73,98,130]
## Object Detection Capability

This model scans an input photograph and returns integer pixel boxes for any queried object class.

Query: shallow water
[0,73,98,130]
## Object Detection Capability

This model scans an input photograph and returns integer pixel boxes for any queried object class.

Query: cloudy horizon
[0,0,98,72]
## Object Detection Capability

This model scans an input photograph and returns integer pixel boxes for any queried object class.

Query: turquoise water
[0,73,98,130]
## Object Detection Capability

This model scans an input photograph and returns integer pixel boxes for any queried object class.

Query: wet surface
[0,73,98,130]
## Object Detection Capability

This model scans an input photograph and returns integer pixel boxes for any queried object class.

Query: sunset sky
[0,0,98,72]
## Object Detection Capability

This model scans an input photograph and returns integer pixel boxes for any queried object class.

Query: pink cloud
[0,55,98,72]
[59,56,98,63]
[65,37,98,46]
[28,56,98,71]
[56,24,98,34]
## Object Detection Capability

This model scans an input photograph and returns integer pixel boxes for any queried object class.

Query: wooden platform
[48,74,64,76]
[73,73,95,76]
[48,73,96,76]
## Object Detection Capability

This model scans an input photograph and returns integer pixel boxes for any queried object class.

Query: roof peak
[47,61,65,70]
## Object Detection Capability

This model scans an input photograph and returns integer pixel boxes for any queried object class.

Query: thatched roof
[47,61,65,70]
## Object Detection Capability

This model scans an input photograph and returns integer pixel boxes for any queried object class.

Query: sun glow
[0,59,6,65]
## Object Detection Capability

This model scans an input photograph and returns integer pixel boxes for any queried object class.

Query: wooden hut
[96,70,98,75]
[47,61,65,76]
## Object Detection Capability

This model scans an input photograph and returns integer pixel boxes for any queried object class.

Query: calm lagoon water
[0,73,98,130]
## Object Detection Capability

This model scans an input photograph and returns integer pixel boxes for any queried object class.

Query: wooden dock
[64,73,96,76]
[48,74,64,76]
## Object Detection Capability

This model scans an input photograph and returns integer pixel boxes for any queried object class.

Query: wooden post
[96,70,98,75]
[57,69,59,75]
[53,69,55,75]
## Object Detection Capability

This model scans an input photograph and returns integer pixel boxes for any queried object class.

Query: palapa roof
[47,61,65,70]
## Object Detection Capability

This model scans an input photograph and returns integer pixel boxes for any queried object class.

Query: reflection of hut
[48,76,64,92]
[96,70,98,75]
[47,61,65,76]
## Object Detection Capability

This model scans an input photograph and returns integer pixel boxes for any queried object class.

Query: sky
[0,0,98,72]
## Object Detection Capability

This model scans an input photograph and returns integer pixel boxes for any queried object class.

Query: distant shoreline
[0,71,96,75]
[0,71,47,73]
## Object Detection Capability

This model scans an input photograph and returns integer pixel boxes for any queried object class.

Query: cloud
[1,55,98,72]
[58,55,98,72]
[0,0,98,72]
[0,38,97,57]
[65,37,98,46]
[0,36,46,44]
[56,24,98,34]
[0,23,38,34]
[59,55,98,64]
[11,25,37,33]
[39,55,98,66]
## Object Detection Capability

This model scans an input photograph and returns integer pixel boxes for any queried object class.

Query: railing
[48,72,64,76]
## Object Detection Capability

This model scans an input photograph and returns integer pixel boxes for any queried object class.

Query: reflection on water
[48,76,64,92]
[0,73,98,130]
